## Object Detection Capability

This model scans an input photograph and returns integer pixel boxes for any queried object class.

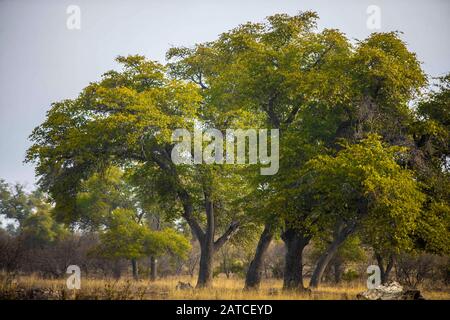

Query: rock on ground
[357,281,424,300]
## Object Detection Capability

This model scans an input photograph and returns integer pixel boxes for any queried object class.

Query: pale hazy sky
[0,0,449,187]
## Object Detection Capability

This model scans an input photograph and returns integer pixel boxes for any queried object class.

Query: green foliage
[415,74,450,163]
[411,74,450,255]
[167,13,428,250]
[0,180,68,245]
[21,211,67,246]
[22,12,447,276]
[95,208,191,261]
[312,235,366,264]
[338,236,367,263]
[416,199,450,255]
[26,55,201,219]
[142,228,192,260]
[341,269,360,282]
[289,135,424,251]
[74,167,136,229]
[0,180,33,223]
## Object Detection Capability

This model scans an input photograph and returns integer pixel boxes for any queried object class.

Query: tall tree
[167,11,354,290]
[296,135,424,287]
[410,74,450,256]
[26,55,244,288]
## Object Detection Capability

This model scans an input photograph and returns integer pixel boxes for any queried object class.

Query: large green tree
[166,12,427,290]
[26,55,248,287]
[166,11,354,289]
[299,135,424,287]
[26,12,443,291]
[410,74,450,256]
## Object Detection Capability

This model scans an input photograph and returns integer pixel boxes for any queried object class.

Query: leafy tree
[167,11,354,290]
[167,12,427,290]
[0,180,33,227]
[0,180,68,253]
[410,74,450,256]
[310,235,366,284]
[414,74,450,166]
[74,167,135,230]
[21,211,67,248]
[94,208,190,280]
[26,55,245,287]
[293,135,424,287]
[25,12,442,291]
[71,165,189,280]
[0,180,67,241]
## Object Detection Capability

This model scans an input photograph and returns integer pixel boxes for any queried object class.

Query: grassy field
[1,275,449,300]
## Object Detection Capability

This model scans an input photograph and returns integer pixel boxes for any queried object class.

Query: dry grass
[1,274,449,300]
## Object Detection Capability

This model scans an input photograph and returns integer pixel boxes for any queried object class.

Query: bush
[342,269,359,282]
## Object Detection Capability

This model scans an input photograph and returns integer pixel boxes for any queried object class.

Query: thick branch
[149,147,205,242]
[177,188,205,242]
[204,193,215,244]
[284,104,301,125]
[214,221,240,252]
[262,93,280,128]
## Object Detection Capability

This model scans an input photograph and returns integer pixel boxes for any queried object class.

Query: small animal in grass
[176,281,194,290]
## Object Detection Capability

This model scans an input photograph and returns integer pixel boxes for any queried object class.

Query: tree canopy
[22,12,449,289]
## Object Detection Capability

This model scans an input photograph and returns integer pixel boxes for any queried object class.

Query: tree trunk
[309,224,354,288]
[197,239,214,287]
[150,256,157,281]
[384,256,395,283]
[281,229,310,291]
[196,196,215,288]
[245,224,273,290]
[177,188,239,289]
[224,258,230,279]
[376,253,395,284]
[113,260,122,279]
[333,258,343,284]
[153,153,240,289]
[131,259,139,280]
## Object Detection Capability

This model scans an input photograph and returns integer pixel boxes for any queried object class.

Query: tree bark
[334,259,344,284]
[176,186,239,288]
[152,152,240,289]
[197,245,214,287]
[222,249,230,278]
[375,253,395,284]
[281,228,310,291]
[131,259,139,280]
[245,224,273,290]
[150,256,157,281]
[333,258,343,284]
[309,224,354,288]
[197,196,215,288]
